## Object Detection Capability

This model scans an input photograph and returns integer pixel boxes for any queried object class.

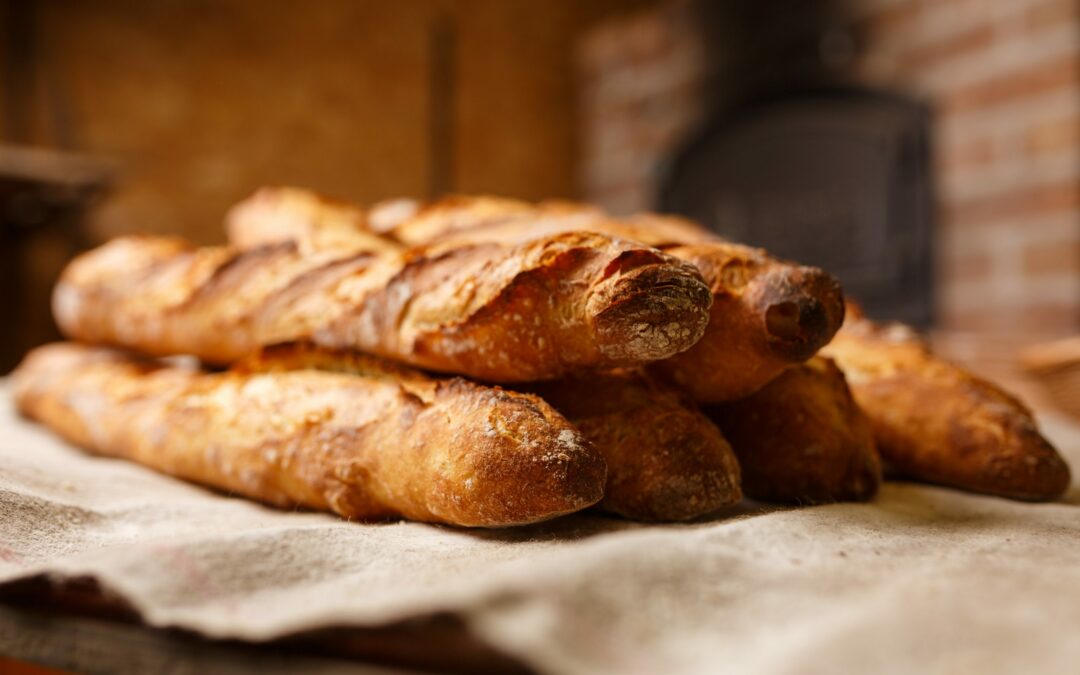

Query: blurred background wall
[0,0,650,369]
[1,0,1078,372]
[2,0,652,243]
[579,0,1080,338]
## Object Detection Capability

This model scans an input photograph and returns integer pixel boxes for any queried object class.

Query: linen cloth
[2,382,1079,675]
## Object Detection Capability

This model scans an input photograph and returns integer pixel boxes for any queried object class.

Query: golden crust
[655,243,845,402]
[527,371,742,521]
[226,188,844,402]
[385,195,844,402]
[380,194,717,250]
[383,192,846,401]
[252,345,741,522]
[14,342,607,527]
[53,230,711,381]
[708,357,881,504]
[226,190,740,521]
[225,186,399,255]
[822,314,1071,501]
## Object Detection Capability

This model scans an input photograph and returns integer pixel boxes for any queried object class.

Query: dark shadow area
[0,576,530,674]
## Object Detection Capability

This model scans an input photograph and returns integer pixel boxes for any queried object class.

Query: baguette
[391,197,847,402]
[249,342,741,521]
[230,189,717,252]
[228,188,844,401]
[656,241,845,402]
[387,195,846,401]
[531,372,741,521]
[53,230,713,381]
[497,371,743,521]
[226,186,399,255]
[822,310,1071,501]
[13,342,606,527]
[707,357,881,504]
[229,190,743,519]
[374,194,716,250]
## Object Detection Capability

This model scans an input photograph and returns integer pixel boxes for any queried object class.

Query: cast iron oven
[661,88,933,327]
[660,0,934,327]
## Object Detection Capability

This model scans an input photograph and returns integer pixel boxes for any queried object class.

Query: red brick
[852,0,921,53]
[945,180,1080,226]
[938,135,998,171]
[940,308,995,334]
[940,250,994,285]
[1008,302,1080,334]
[1027,0,1079,31]
[1022,238,1080,276]
[945,295,1080,332]
[937,54,1080,114]
[1024,114,1080,156]
[907,22,997,68]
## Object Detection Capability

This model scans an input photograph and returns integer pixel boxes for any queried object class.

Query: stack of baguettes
[13,187,1072,527]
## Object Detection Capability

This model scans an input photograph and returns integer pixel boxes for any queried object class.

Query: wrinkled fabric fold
[2,383,1080,675]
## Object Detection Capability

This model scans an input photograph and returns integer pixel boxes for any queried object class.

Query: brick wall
[578,1,704,216]
[578,0,1080,337]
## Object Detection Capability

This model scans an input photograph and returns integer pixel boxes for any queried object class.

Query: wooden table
[0,578,527,674]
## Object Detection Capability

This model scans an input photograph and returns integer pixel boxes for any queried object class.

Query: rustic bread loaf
[228,188,744,520]
[526,371,742,521]
[822,310,1071,501]
[708,356,881,504]
[227,188,843,401]
[226,186,398,255]
[14,342,606,527]
[369,193,712,250]
[247,340,741,522]
[656,242,845,402]
[53,229,712,381]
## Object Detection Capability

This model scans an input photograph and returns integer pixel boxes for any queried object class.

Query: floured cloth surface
[2,381,1079,675]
